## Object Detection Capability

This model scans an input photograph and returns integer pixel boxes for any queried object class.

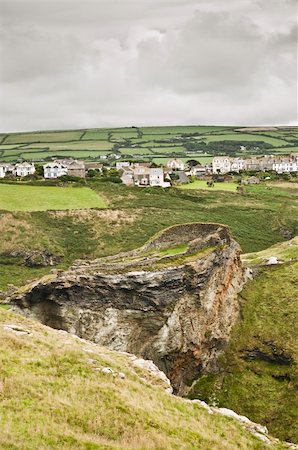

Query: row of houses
[0,159,95,179]
[1,154,297,182]
[0,162,36,178]
[212,155,298,174]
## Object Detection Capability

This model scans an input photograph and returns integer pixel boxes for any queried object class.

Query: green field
[0,184,107,211]
[1,125,296,163]
[179,180,238,191]
[2,130,84,144]
[20,141,113,150]
[202,133,290,147]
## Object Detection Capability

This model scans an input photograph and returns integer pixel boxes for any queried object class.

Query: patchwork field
[0,184,107,211]
[0,125,297,163]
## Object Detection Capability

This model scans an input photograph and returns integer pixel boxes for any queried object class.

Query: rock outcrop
[11,222,245,394]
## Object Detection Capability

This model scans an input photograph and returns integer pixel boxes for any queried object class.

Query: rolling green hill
[1,125,297,164]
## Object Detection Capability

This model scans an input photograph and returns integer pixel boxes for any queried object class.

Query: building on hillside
[85,162,103,173]
[56,159,86,178]
[177,171,189,184]
[133,166,151,186]
[188,164,207,177]
[43,162,68,179]
[0,163,14,178]
[212,157,231,174]
[166,159,185,171]
[230,158,246,172]
[212,154,298,174]
[119,164,169,187]
[148,168,164,186]
[14,162,35,177]
[116,161,131,171]
[120,167,134,186]
[272,157,297,173]
[0,165,5,178]
[134,162,152,168]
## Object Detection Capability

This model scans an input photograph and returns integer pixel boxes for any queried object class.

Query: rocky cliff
[11,222,245,394]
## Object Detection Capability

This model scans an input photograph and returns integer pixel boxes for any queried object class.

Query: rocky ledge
[11,222,245,394]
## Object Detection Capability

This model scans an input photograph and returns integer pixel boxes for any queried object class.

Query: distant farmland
[0,125,297,164]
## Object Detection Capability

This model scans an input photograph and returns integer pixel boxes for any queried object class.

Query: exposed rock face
[11,223,245,394]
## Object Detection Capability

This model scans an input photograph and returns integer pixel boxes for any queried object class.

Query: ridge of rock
[11,222,245,394]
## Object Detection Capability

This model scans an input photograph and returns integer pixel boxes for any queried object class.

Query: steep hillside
[0,308,292,450]
[189,239,298,443]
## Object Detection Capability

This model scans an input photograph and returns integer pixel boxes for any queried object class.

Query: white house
[149,168,164,186]
[212,157,231,174]
[120,167,134,186]
[230,158,246,172]
[272,157,297,173]
[120,164,169,187]
[14,162,35,177]
[188,164,207,177]
[43,162,68,178]
[0,163,14,178]
[116,161,131,171]
[166,159,185,171]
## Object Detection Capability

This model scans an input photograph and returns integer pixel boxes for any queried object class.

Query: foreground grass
[0,184,107,211]
[0,308,286,449]
[178,180,238,191]
[189,256,298,443]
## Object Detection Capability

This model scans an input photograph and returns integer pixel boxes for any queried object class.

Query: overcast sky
[0,0,297,132]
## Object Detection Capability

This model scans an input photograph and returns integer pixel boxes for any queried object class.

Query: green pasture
[151,146,186,153]
[178,180,238,191]
[120,147,154,155]
[82,130,111,140]
[0,184,107,211]
[151,156,213,165]
[139,126,231,134]
[20,141,114,151]
[203,133,290,147]
[110,131,139,139]
[3,130,84,144]
[0,144,24,150]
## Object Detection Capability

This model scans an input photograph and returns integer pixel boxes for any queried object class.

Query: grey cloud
[0,0,297,131]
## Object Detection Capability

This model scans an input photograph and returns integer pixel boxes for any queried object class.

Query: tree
[186,159,200,167]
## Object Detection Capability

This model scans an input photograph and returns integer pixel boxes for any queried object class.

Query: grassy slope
[0,308,287,450]
[189,240,298,443]
[0,184,107,211]
[0,181,297,290]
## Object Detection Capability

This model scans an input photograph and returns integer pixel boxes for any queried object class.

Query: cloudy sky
[0,0,297,132]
